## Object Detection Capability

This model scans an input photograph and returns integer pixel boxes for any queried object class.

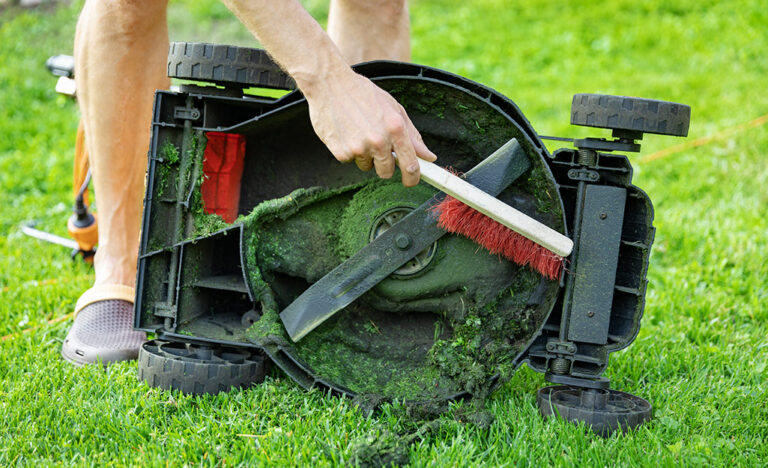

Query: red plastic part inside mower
[201,132,245,223]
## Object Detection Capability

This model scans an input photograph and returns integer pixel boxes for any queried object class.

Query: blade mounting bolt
[395,233,411,250]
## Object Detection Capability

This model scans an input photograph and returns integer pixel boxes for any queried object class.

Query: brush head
[432,196,564,280]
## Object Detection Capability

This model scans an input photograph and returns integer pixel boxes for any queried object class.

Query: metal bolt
[395,233,411,250]
[599,212,607,220]
[587,311,595,317]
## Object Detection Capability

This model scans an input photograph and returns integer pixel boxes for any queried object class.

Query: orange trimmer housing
[70,121,98,262]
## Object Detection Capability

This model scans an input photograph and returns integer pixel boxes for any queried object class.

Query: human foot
[61,286,145,366]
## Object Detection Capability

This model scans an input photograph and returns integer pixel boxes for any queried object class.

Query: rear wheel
[138,339,267,395]
[167,42,296,90]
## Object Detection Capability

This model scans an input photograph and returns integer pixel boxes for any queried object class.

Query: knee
[336,0,408,23]
[79,0,168,38]
[375,0,408,16]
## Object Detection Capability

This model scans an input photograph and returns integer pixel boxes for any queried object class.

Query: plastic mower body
[135,42,690,434]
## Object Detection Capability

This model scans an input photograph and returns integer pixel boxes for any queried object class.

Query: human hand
[220,0,433,185]
[303,70,437,187]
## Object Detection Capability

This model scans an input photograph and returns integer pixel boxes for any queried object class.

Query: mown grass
[1,0,766,466]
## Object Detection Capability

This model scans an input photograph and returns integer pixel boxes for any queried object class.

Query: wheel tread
[168,41,296,90]
[138,339,267,396]
[571,93,690,137]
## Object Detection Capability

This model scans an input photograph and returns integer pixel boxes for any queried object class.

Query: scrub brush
[405,156,572,280]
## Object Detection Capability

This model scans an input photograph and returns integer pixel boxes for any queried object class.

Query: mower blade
[280,138,531,342]
[21,225,79,250]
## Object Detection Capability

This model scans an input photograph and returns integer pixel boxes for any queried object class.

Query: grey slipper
[61,300,146,366]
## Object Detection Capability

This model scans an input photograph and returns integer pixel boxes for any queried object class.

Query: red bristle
[432,196,564,280]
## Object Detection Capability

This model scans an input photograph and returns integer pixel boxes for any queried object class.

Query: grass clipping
[239,175,561,407]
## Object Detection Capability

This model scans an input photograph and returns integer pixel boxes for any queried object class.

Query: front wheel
[571,93,690,137]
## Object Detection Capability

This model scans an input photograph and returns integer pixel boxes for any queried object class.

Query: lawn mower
[96,42,691,435]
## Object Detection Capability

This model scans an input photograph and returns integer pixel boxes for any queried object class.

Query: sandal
[61,284,146,366]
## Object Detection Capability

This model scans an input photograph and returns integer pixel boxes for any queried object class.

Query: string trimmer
[21,55,97,263]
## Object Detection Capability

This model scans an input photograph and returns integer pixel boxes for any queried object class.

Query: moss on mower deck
[156,140,180,199]
[518,164,560,221]
[428,268,549,394]
[234,171,563,403]
[292,307,451,401]
[338,179,437,257]
[238,182,456,401]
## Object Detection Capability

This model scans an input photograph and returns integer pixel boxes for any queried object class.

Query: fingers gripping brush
[402,154,573,280]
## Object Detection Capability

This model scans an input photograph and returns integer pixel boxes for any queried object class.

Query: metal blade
[280,138,531,342]
[21,225,79,250]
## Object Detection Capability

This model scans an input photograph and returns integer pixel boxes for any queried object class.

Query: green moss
[192,212,229,237]
[156,164,170,199]
[240,180,458,401]
[427,267,547,395]
[237,167,562,402]
[184,131,205,233]
[290,306,451,401]
[161,140,180,164]
[141,251,173,325]
[363,320,381,335]
[338,179,436,257]
[240,183,366,315]
[518,164,558,217]
[247,307,286,346]
[386,82,447,119]
[156,140,180,198]
[254,195,352,282]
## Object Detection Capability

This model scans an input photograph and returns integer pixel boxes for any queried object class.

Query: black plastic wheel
[167,42,296,90]
[138,339,267,395]
[571,93,690,137]
[537,385,652,436]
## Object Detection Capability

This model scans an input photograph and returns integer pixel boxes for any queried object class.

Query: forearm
[221,0,436,186]
[220,0,352,97]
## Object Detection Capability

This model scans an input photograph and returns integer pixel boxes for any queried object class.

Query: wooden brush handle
[414,157,574,257]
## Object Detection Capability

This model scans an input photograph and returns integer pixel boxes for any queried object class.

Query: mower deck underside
[137,73,567,401]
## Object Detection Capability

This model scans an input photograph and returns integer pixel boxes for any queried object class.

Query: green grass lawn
[1,0,767,465]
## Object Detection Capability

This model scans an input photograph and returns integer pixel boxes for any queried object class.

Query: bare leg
[75,0,170,288]
[328,0,410,64]
[63,0,169,365]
